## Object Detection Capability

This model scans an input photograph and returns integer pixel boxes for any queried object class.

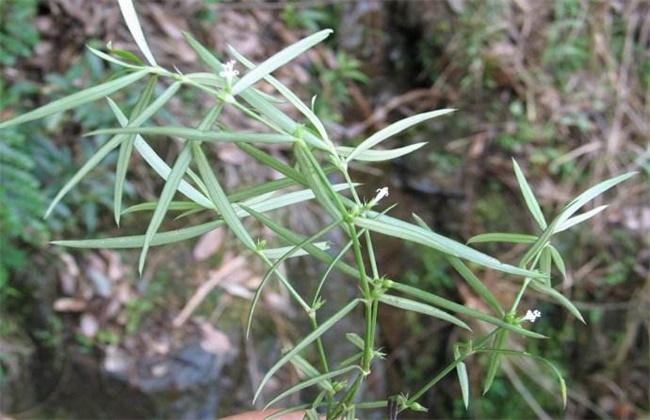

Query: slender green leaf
[45,134,126,218]
[548,245,566,278]
[266,405,314,420]
[237,142,306,184]
[379,294,471,330]
[555,205,609,233]
[447,256,505,316]
[265,366,357,409]
[474,349,567,408]
[243,206,359,279]
[117,0,157,66]
[289,355,335,393]
[254,299,361,403]
[388,281,544,338]
[0,70,149,130]
[336,143,427,162]
[183,31,332,152]
[229,176,298,203]
[127,82,182,127]
[92,126,297,144]
[467,233,538,244]
[413,213,504,315]
[530,282,585,323]
[261,242,330,259]
[88,45,144,70]
[106,43,145,65]
[183,31,222,72]
[139,141,193,274]
[193,142,256,250]
[123,201,200,214]
[555,172,636,230]
[52,220,224,249]
[232,29,333,95]
[345,109,454,163]
[114,76,159,225]
[346,333,365,350]
[512,159,547,230]
[355,215,542,278]
[540,246,552,286]
[454,347,470,409]
[483,329,508,394]
[294,140,346,220]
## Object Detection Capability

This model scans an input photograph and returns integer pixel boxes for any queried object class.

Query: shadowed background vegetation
[0,0,647,418]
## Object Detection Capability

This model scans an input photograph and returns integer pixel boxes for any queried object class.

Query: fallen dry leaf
[198,320,233,355]
[193,229,226,262]
[53,297,86,312]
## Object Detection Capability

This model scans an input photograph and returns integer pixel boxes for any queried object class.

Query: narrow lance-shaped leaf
[355,214,542,279]
[474,349,567,409]
[447,256,505,316]
[483,329,508,394]
[232,29,333,95]
[117,0,157,66]
[193,142,256,250]
[379,294,471,330]
[52,220,225,249]
[548,245,566,279]
[512,159,547,230]
[0,70,150,130]
[139,141,193,274]
[345,109,455,163]
[555,205,609,233]
[45,134,127,218]
[254,299,361,403]
[294,139,346,221]
[114,76,159,225]
[412,213,504,316]
[540,246,552,287]
[530,282,585,323]
[127,82,182,127]
[336,142,428,162]
[243,205,359,278]
[388,281,545,338]
[265,366,358,409]
[467,233,538,244]
[87,45,144,70]
[555,171,636,229]
[91,126,297,144]
[454,347,470,409]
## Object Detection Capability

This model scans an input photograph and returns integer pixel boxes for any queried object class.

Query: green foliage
[0,128,48,281]
[0,2,636,418]
[0,0,40,66]
[0,0,46,285]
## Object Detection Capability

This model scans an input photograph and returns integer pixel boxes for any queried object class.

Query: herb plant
[0,1,635,418]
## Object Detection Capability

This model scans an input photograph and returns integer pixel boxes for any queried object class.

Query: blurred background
[0,0,648,418]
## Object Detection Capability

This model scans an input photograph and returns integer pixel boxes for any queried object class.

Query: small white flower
[219,60,239,85]
[374,187,389,202]
[522,309,542,323]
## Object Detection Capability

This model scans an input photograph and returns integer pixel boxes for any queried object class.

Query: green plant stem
[330,219,376,418]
